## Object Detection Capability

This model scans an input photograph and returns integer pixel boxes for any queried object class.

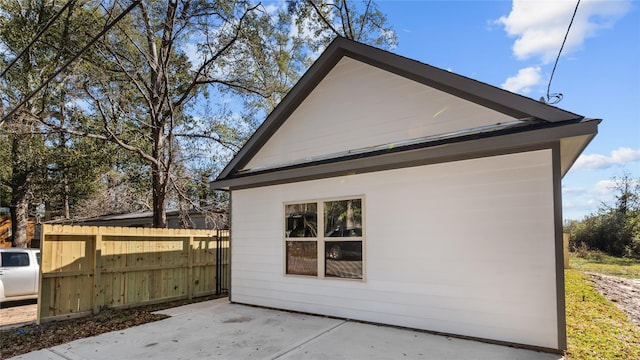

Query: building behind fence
[38,225,229,323]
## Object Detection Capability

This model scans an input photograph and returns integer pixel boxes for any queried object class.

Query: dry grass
[569,251,640,279]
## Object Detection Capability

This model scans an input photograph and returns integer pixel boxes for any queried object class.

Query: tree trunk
[10,193,29,248]
[151,124,168,228]
[346,200,354,229]
[10,134,30,248]
[144,0,170,229]
[63,177,70,219]
[152,166,168,228]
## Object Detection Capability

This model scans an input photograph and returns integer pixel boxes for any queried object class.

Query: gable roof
[212,37,598,190]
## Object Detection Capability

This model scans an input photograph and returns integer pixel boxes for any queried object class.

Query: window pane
[286,241,317,276]
[285,203,317,238]
[1,252,30,267]
[325,241,362,279]
[324,199,362,237]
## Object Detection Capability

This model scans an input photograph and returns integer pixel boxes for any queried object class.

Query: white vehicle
[0,248,40,302]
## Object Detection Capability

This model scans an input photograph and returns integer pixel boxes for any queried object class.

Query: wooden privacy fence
[37,225,229,323]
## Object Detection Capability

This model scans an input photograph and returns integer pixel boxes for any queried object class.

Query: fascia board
[215,37,584,182]
[341,41,583,122]
[211,120,599,191]
[216,41,346,180]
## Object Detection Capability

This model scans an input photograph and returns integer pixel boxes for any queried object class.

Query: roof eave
[215,37,584,182]
[211,119,599,191]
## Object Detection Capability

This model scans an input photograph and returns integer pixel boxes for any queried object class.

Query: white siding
[231,150,559,349]
[244,57,515,171]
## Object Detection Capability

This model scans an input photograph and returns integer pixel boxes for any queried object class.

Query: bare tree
[42,0,283,227]
[2,0,398,232]
[287,0,397,51]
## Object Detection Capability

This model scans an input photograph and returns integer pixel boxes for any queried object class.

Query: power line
[0,0,76,79]
[545,0,581,105]
[0,0,141,128]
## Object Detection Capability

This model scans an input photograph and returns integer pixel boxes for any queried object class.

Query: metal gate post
[215,234,222,295]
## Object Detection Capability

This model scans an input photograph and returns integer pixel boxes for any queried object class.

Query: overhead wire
[545,0,581,105]
[0,0,142,127]
[0,0,76,79]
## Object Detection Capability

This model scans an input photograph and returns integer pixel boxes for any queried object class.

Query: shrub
[568,173,640,258]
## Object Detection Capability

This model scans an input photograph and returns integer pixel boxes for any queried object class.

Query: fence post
[37,227,220,323]
[563,233,570,269]
[215,234,222,295]
[92,233,103,314]
[36,225,46,324]
[186,235,193,300]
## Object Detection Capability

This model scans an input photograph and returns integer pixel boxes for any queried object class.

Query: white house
[210,37,599,352]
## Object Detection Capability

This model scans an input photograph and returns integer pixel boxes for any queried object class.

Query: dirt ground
[0,300,37,330]
[588,273,640,326]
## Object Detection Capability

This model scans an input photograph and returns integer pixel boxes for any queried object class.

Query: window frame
[283,196,365,281]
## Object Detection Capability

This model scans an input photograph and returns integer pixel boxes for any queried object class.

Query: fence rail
[38,225,229,323]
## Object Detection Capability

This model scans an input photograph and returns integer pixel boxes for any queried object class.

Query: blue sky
[375,0,639,220]
[200,0,638,220]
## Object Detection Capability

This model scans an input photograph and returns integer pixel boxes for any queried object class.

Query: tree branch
[194,78,268,98]
[308,0,341,37]
[0,0,142,128]
[358,0,373,40]
[172,3,260,109]
[173,132,240,152]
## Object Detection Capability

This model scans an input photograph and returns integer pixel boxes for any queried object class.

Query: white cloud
[562,186,586,195]
[288,11,316,42]
[501,66,541,93]
[497,0,631,63]
[263,3,279,15]
[182,42,201,70]
[563,179,616,219]
[563,174,640,219]
[592,177,640,197]
[381,28,398,50]
[573,147,640,170]
[593,179,617,196]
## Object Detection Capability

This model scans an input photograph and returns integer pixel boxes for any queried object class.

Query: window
[285,203,318,276]
[285,197,364,280]
[1,252,30,267]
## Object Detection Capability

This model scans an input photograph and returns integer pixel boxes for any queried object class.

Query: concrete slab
[7,298,564,359]
[277,321,562,360]
[6,349,66,360]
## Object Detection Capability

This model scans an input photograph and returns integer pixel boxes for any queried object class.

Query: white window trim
[283,196,365,281]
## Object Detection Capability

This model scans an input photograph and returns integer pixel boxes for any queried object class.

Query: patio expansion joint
[48,347,82,360]
[270,319,348,359]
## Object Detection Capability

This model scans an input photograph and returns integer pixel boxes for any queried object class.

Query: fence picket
[37,225,229,323]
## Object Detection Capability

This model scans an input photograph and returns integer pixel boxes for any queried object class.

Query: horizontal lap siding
[232,149,557,349]
[244,58,514,171]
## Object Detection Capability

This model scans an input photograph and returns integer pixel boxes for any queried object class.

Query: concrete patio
[9,298,564,359]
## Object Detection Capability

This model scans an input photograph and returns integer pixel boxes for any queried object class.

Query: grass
[565,269,640,359]
[569,251,640,279]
